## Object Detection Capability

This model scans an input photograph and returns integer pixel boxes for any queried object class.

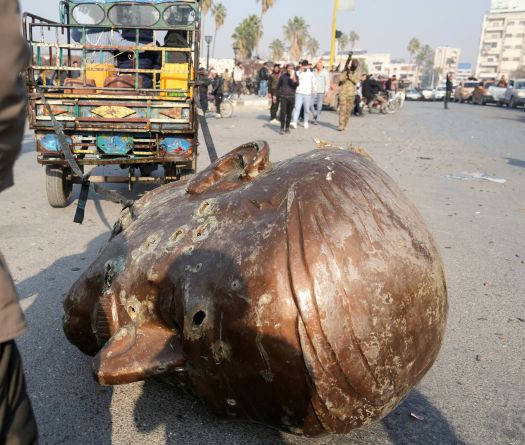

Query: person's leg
[338,93,350,130]
[215,96,222,116]
[286,97,295,131]
[303,94,312,126]
[354,94,361,115]
[318,93,325,120]
[271,94,279,120]
[0,341,38,445]
[291,93,304,126]
[279,97,287,130]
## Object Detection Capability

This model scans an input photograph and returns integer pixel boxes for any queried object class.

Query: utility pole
[329,0,339,70]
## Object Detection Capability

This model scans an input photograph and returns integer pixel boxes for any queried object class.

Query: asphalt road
[1,100,524,445]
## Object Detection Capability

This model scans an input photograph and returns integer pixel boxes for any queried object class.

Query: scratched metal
[63,142,448,436]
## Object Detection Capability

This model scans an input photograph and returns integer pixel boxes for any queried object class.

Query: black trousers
[0,341,38,445]
[354,94,362,115]
[213,95,222,115]
[270,93,280,120]
[444,91,452,109]
[280,96,295,130]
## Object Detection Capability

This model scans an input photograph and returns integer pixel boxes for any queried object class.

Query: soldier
[337,56,360,131]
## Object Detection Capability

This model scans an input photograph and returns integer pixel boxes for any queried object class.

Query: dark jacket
[362,78,383,100]
[446,78,453,92]
[210,76,223,98]
[277,73,299,98]
[269,72,281,94]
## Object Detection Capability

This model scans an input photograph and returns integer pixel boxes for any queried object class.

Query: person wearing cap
[0,1,39,443]
[290,60,316,129]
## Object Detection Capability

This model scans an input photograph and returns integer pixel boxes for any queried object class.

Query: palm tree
[211,3,226,58]
[415,44,434,86]
[306,37,319,60]
[283,17,309,61]
[446,57,456,70]
[231,15,263,60]
[269,39,285,61]
[349,31,359,50]
[255,0,277,56]
[338,33,349,52]
[407,37,420,64]
[201,0,213,49]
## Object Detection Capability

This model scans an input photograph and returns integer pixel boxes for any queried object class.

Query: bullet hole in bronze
[128,306,137,320]
[195,263,202,272]
[231,280,241,290]
[193,310,206,326]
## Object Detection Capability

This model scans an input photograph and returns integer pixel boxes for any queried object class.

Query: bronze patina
[63,142,447,436]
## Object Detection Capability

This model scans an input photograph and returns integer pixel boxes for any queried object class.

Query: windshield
[515,81,525,89]
[464,82,479,88]
[108,4,160,27]
[164,5,196,26]
[72,4,105,25]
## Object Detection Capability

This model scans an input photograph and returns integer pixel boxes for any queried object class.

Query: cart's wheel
[220,100,234,118]
[45,165,72,208]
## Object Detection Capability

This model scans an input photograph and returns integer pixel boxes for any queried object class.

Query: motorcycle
[207,92,235,118]
[362,91,404,114]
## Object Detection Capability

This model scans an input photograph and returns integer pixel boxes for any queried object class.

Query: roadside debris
[410,412,425,421]
[446,172,506,184]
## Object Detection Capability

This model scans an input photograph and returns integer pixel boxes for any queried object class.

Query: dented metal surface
[63,141,448,436]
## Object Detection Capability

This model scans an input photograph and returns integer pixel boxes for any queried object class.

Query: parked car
[421,88,435,101]
[434,86,447,101]
[454,81,479,103]
[499,79,525,108]
[472,81,496,105]
[405,88,423,101]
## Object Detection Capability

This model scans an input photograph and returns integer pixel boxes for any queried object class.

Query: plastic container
[160,63,191,97]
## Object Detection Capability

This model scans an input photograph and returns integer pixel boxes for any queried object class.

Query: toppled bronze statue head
[63,141,447,436]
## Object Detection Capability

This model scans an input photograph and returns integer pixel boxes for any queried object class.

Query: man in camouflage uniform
[337,59,360,131]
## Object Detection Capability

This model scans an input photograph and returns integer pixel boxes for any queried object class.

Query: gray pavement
[0,101,524,445]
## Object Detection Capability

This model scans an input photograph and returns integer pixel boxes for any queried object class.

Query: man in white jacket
[310,60,331,125]
[290,60,316,129]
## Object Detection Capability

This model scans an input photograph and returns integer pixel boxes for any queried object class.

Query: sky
[20,0,492,64]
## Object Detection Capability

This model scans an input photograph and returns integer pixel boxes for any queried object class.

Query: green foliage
[232,15,263,59]
[269,39,285,61]
[338,33,349,52]
[283,16,309,61]
[349,31,359,50]
[307,37,319,60]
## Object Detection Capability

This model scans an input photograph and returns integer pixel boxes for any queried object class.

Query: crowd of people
[255,57,403,134]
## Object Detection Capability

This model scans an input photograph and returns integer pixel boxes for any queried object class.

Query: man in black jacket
[445,73,454,110]
[362,75,386,112]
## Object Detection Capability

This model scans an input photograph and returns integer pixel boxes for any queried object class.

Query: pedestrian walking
[268,64,281,124]
[258,63,270,97]
[209,68,223,118]
[0,1,39,443]
[232,62,244,99]
[290,60,316,129]
[338,57,360,131]
[445,73,453,110]
[277,64,299,134]
[310,59,330,125]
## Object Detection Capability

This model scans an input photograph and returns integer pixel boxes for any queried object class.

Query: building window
[508,21,515,25]
[516,33,525,37]
[505,34,513,37]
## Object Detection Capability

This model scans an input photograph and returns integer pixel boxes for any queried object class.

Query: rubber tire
[45,165,72,208]
[220,100,234,118]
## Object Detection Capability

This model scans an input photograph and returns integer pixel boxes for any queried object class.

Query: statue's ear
[187,141,270,195]
[93,323,184,385]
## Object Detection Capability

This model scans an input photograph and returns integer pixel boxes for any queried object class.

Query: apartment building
[434,47,461,74]
[476,0,525,79]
